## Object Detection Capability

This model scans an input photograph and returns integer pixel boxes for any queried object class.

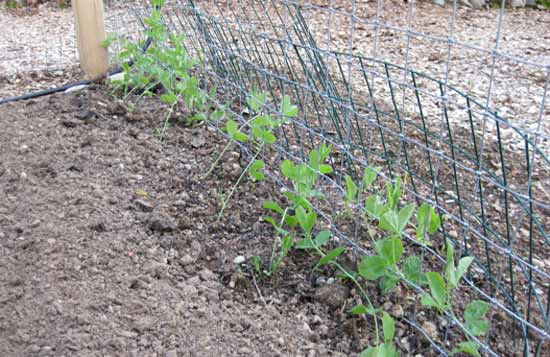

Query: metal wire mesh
[3,0,549,355]
[130,1,550,355]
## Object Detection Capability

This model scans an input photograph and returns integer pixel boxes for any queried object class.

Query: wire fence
[134,1,550,355]
[3,0,549,355]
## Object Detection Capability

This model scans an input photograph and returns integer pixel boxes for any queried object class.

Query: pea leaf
[379,210,400,234]
[397,203,415,232]
[425,272,447,308]
[364,195,386,220]
[351,304,368,315]
[455,256,474,286]
[376,237,403,266]
[317,247,345,268]
[464,300,489,336]
[246,90,266,112]
[280,160,296,180]
[382,312,395,343]
[421,293,440,310]
[344,175,358,204]
[296,206,316,235]
[226,120,247,142]
[403,255,424,285]
[451,341,480,357]
[296,237,314,250]
[280,95,298,117]
[263,201,284,215]
[380,275,400,294]
[249,160,265,181]
[362,166,381,190]
[358,255,387,280]
[314,230,332,247]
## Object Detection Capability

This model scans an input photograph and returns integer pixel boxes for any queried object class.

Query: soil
[0,86,363,357]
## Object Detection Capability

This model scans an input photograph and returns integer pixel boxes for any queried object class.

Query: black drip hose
[0,23,155,106]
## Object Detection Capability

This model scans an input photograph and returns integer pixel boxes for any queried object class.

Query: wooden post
[72,0,109,78]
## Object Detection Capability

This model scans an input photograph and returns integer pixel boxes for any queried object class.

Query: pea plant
[251,138,488,355]
[102,0,209,135]
[205,91,297,220]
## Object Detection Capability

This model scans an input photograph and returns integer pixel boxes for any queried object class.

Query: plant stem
[203,140,232,178]
[216,144,264,221]
[269,207,289,275]
[203,113,260,179]
[309,241,380,345]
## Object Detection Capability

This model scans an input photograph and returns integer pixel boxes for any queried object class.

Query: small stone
[391,304,404,319]
[148,213,176,233]
[180,255,194,266]
[314,283,350,308]
[61,118,82,128]
[135,199,154,212]
[421,321,438,340]
[199,269,216,281]
[165,349,178,357]
[233,256,246,264]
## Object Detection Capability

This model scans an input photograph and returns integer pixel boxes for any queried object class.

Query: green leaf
[226,120,247,142]
[296,237,314,250]
[252,127,277,144]
[455,256,474,286]
[380,275,400,294]
[351,304,368,315]
[280,95,298,117]
[318,164,333,174]
[364,195,387,220]
[382,312,395,343]
[362,166,381,191]
[317,247,345,268]
[263,201,284,215]
[379,210,400,234]
[403,255,424,285]
[100,33,117,48]
[416,203,430,240]
[376,237,403,266]
[344,175,358,204]
[246,90,266,112]
[296,206,316,235]
[358,255,387,280]
[397,204,415,232]
[281,235,294,255]
[280,160,296,180]
[160,92,177,105]
[428,208,441,235]
[420,293,440,309]
[451,341,480,357]
[249,160,265,181]
[386,177,402,210]
[314,230,332,247]
[445,240,456,287]
[360,344,399,357]
[425,272,447,308]
[464,300,489,336]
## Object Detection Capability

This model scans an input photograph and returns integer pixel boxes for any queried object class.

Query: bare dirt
[0,87,362,357]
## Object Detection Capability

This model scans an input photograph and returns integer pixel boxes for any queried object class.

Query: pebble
[391,304,404,319]
[180,254,194,266]
[314,283,350,308]
[148,213,176,233]
[421,320,438,340]
[165,350,178,357]
[233,255,246,264]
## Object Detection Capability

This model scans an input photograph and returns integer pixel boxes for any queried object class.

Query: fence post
[71,0,109,78]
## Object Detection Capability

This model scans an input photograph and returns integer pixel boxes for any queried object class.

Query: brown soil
[0,87,356,357]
